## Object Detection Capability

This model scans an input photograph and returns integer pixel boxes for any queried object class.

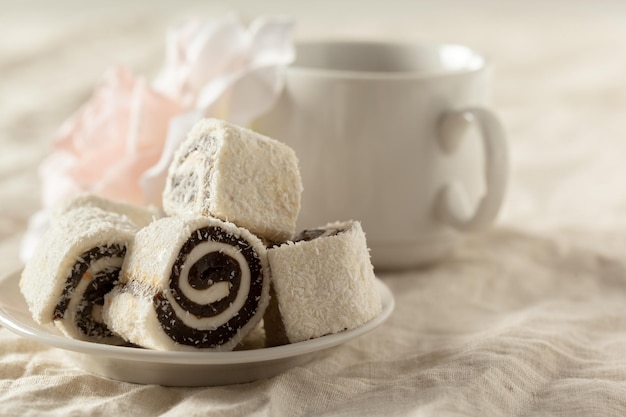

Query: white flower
[142,16,295,206]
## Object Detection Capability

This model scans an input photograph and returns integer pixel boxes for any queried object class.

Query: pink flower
[40,66,183,208]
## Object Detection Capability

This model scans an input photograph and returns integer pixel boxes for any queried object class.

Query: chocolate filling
[294,226,345,242]
[182,251,241,316]
[54,244,125,339]
[294,229,326,242]
[154,226,264,348]
[76,267,119,338]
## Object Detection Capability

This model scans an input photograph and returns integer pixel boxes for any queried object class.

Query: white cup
[253,41,508,269]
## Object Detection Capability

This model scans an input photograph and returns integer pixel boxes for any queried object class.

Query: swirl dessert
[264,220,382,346]
[103,215,271,351]
[162,118,302,243]
[20,204,152,344]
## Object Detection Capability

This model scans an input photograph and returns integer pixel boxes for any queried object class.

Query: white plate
[0,270,394,386]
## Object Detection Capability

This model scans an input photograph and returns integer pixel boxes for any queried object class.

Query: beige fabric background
[3,0,626,415]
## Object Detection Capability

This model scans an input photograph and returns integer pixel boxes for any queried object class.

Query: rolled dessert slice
[264,220,382,346]
[20,206,144,344]
[103,215,271,351]
[162,118,302,243]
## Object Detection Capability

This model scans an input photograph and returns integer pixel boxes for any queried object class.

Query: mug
[253,41,508,269]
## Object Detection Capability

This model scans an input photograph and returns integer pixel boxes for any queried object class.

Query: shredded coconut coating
[162,118,302,243]
[54,193,160,228]
[103,215,271,351]
[265,220,382,345]
[19,207,141,326]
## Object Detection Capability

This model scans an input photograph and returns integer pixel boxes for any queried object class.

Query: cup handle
[435,107,509,231]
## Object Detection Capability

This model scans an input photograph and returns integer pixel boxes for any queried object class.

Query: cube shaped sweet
[264,220,382,346]
[162,118,302,243]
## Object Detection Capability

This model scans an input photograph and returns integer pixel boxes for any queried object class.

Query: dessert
[20,118,383,353]
[20,206,145,344]
[55,193,159,227]
[264,220,382,346]
[162,118,302,243]
[103,215,271,351]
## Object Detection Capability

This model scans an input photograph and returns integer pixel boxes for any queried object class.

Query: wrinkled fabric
[3,1,626,416]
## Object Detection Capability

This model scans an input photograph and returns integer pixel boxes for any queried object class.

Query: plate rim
[0,270,394,365]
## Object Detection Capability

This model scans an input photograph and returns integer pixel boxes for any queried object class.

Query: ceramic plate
[0,270,394,386]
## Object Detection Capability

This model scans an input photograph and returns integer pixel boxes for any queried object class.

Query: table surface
[3,1,626,415]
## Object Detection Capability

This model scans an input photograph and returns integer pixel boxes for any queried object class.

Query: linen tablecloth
[2,1,626,415]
